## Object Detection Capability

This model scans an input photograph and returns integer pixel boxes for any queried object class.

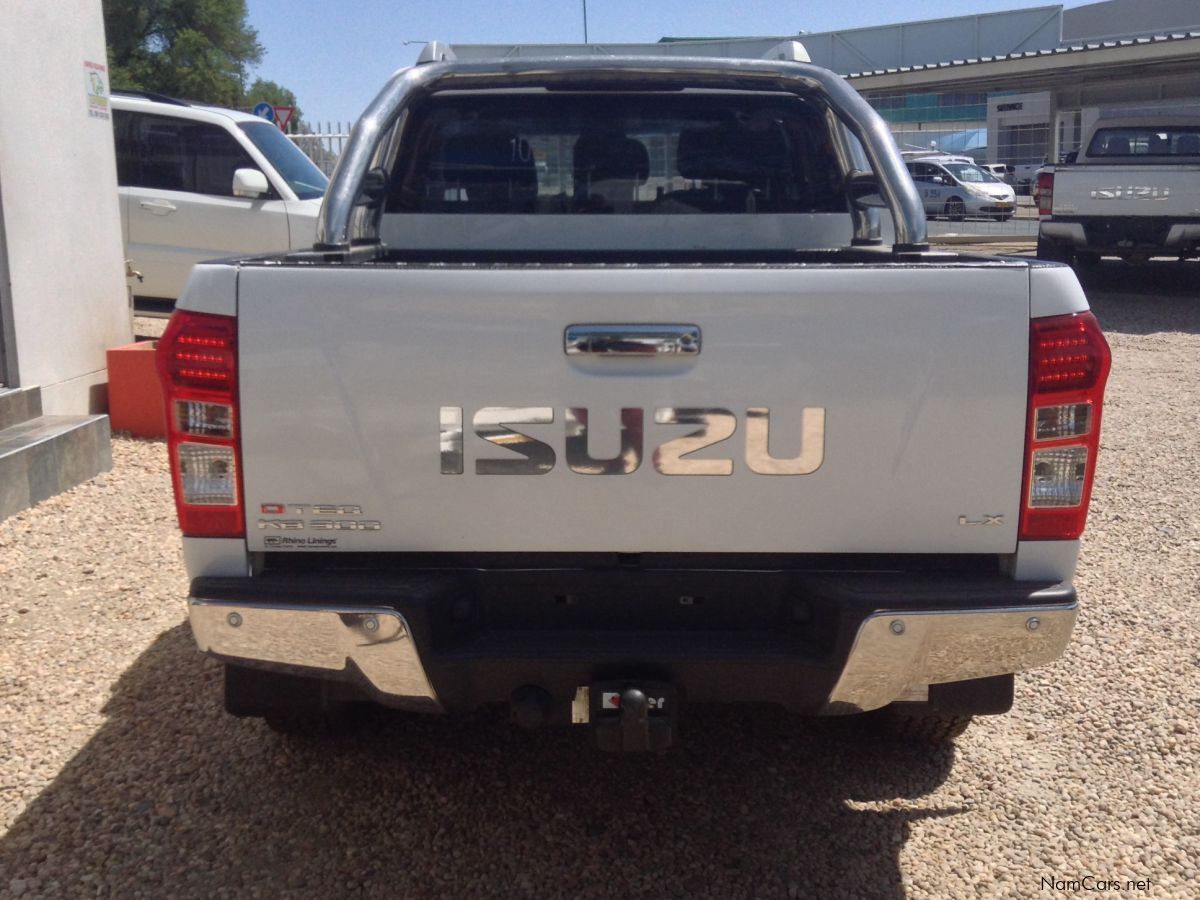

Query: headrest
[1104,136,1130,156]
[573,133,650,186]
[675,125,789,183]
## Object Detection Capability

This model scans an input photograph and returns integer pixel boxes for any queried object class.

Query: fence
[287,121,351,176]
[864,87,1046,241]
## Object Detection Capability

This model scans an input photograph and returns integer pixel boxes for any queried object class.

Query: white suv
[112,91,328,303]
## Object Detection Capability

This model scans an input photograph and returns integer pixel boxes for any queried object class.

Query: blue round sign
[252,102,274,121]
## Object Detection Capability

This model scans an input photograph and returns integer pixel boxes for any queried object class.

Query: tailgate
[1053,165,1200,217]
[238,264,1029,555]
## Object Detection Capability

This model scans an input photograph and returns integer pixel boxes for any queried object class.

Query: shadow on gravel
[0,626,964,899]
[1075,259,1200,336]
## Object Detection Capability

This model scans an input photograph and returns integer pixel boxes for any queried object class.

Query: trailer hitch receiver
[591,682,677,752]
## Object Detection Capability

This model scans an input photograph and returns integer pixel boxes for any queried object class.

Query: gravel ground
[2,259,1198,899]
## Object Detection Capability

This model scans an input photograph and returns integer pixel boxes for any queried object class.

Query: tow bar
[589,682,677,753]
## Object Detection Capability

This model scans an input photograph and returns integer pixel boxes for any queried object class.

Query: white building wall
[986,92,1052,164]
[0,2,131,413]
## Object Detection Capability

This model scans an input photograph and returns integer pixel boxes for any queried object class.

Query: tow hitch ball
[591,682,677,753]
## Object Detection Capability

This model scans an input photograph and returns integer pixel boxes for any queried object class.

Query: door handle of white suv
[139,200,177,215]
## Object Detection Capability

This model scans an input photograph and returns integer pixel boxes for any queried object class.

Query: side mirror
[846,170,887,209]
[931,175,946,185]
[232,168,270,199]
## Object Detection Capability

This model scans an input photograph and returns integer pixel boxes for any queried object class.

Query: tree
[244,78,303,130]
[104,0,264,106]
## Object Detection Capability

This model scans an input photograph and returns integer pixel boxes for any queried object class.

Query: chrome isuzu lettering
[440,406,826,475]
[439,407,463,475]
[565,408,643,475]
[745,407,826,475]
[472,407,556,475]
[1089,186,1171,200]
[653,408,737,475]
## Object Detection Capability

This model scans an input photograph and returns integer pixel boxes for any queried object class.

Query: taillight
[1019,312,1111,540]
[156,311,244,537]
[1037,171,1054,215]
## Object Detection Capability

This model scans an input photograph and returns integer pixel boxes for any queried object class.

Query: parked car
[905,156,1017,220]
[111,91,328,304]
[980,162,1015,184]
[161,51,1109,751]
[1038,115,1200,266]
[1011,162,1043,195]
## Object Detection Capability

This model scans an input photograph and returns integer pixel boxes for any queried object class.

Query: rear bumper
[188,568,1077,717]
[1041,217,1200,252]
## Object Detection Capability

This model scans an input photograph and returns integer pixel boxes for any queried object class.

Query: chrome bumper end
[1039,221,1087,246]
[1165,223,1200,247]
[825,603,1077,714]
[189,598,441,710]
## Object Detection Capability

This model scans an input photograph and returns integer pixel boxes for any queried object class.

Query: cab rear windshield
[1087,126,1200,157]
[386,93,847,215]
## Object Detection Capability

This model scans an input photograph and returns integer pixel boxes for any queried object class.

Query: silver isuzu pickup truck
[156,47,1111,751]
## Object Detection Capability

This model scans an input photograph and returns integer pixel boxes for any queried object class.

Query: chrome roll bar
[316,56,927,252]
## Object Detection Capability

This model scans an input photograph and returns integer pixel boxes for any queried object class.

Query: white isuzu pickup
[1037,114,1200,266]
[156,51,1111,751]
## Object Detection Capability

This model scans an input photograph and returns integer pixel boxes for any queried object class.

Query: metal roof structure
[846,30,1200,92]
[446,8,1066,76]
[1063,0,1200,42]
[850,30,1200,78]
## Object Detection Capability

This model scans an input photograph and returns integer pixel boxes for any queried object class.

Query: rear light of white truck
[1037,171,1054,215]
[1020,311,1111,540]
[156,311,244,537]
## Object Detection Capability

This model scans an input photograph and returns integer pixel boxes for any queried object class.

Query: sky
[244,0,1095,126]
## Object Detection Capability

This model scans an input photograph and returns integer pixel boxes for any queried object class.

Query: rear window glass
[1087,126,1200,157]
[386,93,847,215]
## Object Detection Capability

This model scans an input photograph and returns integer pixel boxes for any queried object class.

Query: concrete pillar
[0,2,132,413]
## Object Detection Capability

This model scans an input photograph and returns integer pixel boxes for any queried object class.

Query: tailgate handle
[565,324,700,358]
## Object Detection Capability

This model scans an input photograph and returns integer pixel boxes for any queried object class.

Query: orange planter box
[107,341,167,438]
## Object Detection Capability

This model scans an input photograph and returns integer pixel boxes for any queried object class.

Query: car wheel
[867,707,973,744]
[944,198,966,222]
[264,706,363,737]
[225,664,364,737]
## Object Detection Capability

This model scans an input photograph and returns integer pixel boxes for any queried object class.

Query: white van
[906,156,1016,221]
[112,91,328,303]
